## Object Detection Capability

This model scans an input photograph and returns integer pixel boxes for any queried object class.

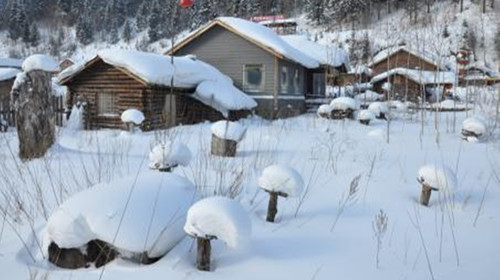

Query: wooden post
[266,191,279,222]
[211,134,237,157]
[420,184,433,206]
[197,237,211,271]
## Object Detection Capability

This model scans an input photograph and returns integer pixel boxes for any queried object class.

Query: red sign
[250,15,285,22]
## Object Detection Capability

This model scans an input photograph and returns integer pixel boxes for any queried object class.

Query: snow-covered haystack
[258,165,304,222]
[417,165,457,206]
[184,196,251,271]
[149,141,192,172]
[368,102,388,119]
[43,171,197,268]
[461,117,487,142]
[357,109,376,125]
[329,97,358,119]
[317,104,333,119]
[211,120,246,157]
[121,108,145,132]
[354,90,383,104]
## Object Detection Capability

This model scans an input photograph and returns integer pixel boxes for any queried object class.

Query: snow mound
[354,90,383,102]
[211,121,246,142]
[462,117,487,136]
[195,80,257,118]
[258,165,304,197]
[149,141,192,170]
[388,100,409,112]
[0,68,20,82]
[368,102,388,116]
[317,104,333,116]
[22,54,59,72]
[44,171,197,258]
[357,110,376,121]
[417,165,457,191]
[330,97,358,111]
[66,105,84,131]
[184,196,251,248]
[439,100,456,109]
[121,109,145,125]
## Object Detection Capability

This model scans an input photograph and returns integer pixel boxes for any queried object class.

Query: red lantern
[179,0,194,8]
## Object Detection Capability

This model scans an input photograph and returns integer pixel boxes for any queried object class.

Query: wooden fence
[0,96,66,127]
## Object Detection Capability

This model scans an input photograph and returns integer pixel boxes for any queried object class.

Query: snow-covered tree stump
[184,197,251,272]
[11,55,59,160]
[417,165,456,207]
[121,108,145,132]
[419,184,437,206]
[357,110,375,126]
[259,165,304,223]
[210,121,246,157]
[330,97,358,120]
[368,102,388,120]
[461,117,487,142]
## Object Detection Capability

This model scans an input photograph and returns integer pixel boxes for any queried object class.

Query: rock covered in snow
[211,120,246,142]
[121,109,145,125]
[149,141,192,170]
[44,171,197,258]
[317,104,333,117]
[462,117,487,137]
[258,165,304,197]
[357,109,376,121]
[417,165,457,191]
[368,102,388,117]
[184,196,251,248]
[22,54,59,73]
[354,90,383,103]
[330,97,358,111]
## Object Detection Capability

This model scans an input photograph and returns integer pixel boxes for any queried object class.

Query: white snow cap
[417,165,457,191]
[184,196,251,248]
[44,171,197,258]
[0,68,21,82]
[258,164,304,197]
[368,102,388,116]
[149,140,192,170]
[357,109,375,121]
[354,90,383,102]
[211,120,246,142]
[317,104,333,116]
[22,54,59,72]
[121,108,145,125]
[330,97,358,111]
[462,117,487,136]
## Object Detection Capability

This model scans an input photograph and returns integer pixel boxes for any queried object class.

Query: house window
[281,66,289,93]
[243,64,264,92]
[293,69,301,94]
[98,92,118,116]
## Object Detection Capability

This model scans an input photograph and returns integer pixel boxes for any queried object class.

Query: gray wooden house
[168,17,347,118]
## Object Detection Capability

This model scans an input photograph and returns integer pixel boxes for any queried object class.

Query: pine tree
[148,0,162,42]
[122,19,132,43]
[306,0,325,25]
[29,23,40,47]
[136,1,149,31]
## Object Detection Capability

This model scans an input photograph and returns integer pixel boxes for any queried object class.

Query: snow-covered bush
[417,165,457,206]
[357,109,376,125]
[329,97,358,119]
[184,196,251,271]
[258,164,304,222]
[44,171,196,268]
[211,120,246,157]
[461,117,487,142]
[121,108,145,132]
[368,102,388,119]
[317,104,333,119]
[149,140,192,171]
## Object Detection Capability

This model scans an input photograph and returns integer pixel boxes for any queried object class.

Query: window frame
[243,64,265,93]
[97,92,119,117]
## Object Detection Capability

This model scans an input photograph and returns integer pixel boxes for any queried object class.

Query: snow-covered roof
[0,68,20,82]
[59,49,257,117]
[170,17,319,69]
[259,18,297,25]
[370,45,440,68]
[22,54,59,72]
[371,68,456,85]
[0,58,23,69]
[281,35,349,69]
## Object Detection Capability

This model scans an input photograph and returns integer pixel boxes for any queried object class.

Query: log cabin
[369,45,443,76]
[58,50,256,130]
[0,59,22,125]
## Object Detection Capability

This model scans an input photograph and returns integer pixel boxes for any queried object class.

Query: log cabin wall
[371,50,438,75]
[372,74,424,102]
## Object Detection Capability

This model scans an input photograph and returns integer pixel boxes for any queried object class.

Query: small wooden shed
[59,50,256,130]
[369,45,441,76]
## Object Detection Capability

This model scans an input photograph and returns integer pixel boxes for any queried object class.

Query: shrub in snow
[258,165,304,223]
[417,165,457,206]
[354,90,383,104]
[329,97,358,119]
[44,171,196,268]
[121,108,145,132]
[357,109,375,125]
[368,102,388,120]
[10,54,58,160]
[184,196,251,271]
[211,120,246,157]
[149,140,192,172]
[317,104,333,119]
[461,117,487,142]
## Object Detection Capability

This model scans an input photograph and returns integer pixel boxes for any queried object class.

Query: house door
[163,94,176,127]
[312,73,325,97]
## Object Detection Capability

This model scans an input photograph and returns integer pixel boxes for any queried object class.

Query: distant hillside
[0,0,498,70]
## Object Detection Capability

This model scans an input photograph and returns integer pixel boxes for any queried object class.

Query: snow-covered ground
[0,108,499,280]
